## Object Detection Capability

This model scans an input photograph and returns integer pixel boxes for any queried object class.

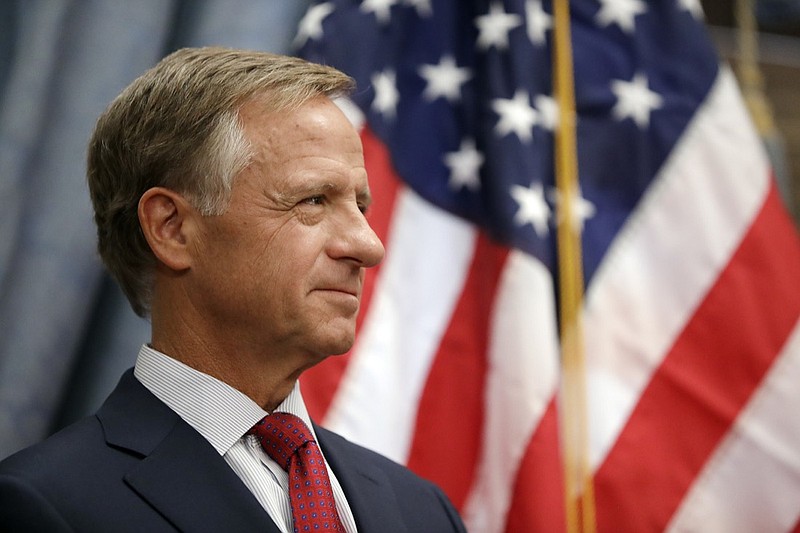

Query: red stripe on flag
[302,126,402,420]
[594,182,800,532]
[406,233,509,510]
[503,399,566,533]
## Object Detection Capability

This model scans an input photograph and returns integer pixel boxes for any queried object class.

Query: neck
[149,295,318,412]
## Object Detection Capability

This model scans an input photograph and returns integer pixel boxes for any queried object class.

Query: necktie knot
[248,412,313,471]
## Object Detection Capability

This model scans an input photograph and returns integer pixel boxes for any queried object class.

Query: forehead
[242,97,361,157]
[236,96,369,191]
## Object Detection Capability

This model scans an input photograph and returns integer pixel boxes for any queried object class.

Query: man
[0,47,466,532]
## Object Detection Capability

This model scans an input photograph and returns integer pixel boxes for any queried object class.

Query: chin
[318,329,356,356]
[302,339,353,369]
[308,317,356,355]
[326,336,355,356]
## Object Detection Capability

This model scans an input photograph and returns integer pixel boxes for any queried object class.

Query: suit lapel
[316,426,409,533]
[124,421,279,532]
[98,370,280,532]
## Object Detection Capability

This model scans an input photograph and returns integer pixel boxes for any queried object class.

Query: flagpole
[551,1,596,532]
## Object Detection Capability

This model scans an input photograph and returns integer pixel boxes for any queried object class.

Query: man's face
[189,96,385,361]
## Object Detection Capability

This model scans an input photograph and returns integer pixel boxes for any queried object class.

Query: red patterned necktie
[248,412,346,532]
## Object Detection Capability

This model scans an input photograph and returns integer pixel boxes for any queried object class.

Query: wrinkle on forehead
[239,96,362,164]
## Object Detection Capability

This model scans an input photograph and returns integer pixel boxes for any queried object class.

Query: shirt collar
[133,344,316,456]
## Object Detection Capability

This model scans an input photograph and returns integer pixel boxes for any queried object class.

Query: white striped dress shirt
[133,345,357,533]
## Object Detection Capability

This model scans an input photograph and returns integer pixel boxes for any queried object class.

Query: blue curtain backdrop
[0,0,311,459]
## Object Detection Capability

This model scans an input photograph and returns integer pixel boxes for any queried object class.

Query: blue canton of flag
[298,0,715,283]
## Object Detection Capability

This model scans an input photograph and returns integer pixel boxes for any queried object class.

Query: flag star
[371,69,400,119]
[551,186,596,232]
[595,0,647,33]
[444,138,484,191]
[475,2,523,50]
[418,55,472,103]
[511,182,551,237]
[525,0,552,46]
[678,0,704,19]
[361,0,398,24]
[611,73,663,128]
[404,0,433,17]
[534,94,558,131]
[492,89,538,142]
[294,2,335,47]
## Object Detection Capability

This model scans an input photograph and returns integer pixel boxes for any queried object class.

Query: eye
[302,195,325,206]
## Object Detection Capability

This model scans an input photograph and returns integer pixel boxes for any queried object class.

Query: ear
[138,187,197,272]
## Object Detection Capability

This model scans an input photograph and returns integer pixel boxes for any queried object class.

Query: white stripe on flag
[462,250,559,533]
[324,186,477,463]
[583,67,771,469]
[667,319,800,532]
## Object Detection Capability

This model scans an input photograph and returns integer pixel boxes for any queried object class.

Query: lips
[313,278,361,297]
[313,272,363,302]
[317,286,360,298]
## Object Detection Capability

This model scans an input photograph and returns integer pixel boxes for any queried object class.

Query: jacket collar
[97,370,280,532]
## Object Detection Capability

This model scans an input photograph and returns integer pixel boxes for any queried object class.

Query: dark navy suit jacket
[0,370,466,532]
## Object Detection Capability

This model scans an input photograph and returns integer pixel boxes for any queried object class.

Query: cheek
[253,231,325,295]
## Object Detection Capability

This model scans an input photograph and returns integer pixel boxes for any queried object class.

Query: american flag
[296,0,800,531]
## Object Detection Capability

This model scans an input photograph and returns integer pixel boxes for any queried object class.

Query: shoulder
[0,416,108,531]
[0,413,131,497]
[314,425,467,532]
[0,472,73,532]
[314,424,416,480]
[0,415,107,478]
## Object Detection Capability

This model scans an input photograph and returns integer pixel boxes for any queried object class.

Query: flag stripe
[667,319,800,532]
[502,399,566,533]
[405,233,509,509]
[462,250,560,533]
[594,182,800,532]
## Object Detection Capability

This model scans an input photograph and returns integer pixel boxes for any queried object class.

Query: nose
[331,205,385,268]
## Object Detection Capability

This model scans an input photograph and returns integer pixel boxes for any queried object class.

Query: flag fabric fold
[297,1,800,531]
